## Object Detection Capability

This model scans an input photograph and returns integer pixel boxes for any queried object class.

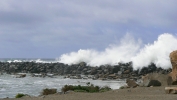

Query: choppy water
[0,74,125,98]
[0,58,57,63]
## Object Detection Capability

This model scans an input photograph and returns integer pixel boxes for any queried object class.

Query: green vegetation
[61,82,111,93]
[119,86,125,89]
[15,93,25,98]
[42,88,57,95]
[99,86,112,92]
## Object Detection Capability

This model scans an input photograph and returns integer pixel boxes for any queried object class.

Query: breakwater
[0,61,171,79]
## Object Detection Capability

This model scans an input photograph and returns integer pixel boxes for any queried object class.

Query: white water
[3,33,176,70]
[0,58,58,63]
[58,33,177,70]
[0,74,125,98]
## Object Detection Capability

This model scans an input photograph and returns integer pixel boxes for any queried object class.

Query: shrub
[61,83,112,93]
[100,86,112,92]
[119,86,125,89]
[74,90,87,92]
[61,85,73,93]
[86,82,91,86]
[15,93,25,98]
[42,88,57,95]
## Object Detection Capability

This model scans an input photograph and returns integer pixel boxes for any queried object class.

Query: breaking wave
[58,33,177,70]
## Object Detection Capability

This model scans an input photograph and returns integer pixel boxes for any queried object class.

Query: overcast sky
[0,0,177,58]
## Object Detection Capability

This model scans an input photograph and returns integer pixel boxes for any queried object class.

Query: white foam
[0,75,123,98]
[132,33,177,69]
[58,33,177,69]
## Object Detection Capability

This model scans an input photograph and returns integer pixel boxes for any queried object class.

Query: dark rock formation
[147,80,161,87]
[141,73,166,87]
[0,61,170,80]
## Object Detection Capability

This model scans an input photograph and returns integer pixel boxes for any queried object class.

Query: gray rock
[148,80,161,87]
[126,79,139,88]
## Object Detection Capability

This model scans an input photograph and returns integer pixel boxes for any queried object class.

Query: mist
[58,33,177,70]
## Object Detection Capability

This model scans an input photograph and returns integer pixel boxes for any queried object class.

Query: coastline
[0,60,174,99]
[3,86,177,100]
[0,74,126,98]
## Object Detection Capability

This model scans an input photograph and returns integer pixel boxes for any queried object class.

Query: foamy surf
[0,74,125,98]
[58,33,177,69]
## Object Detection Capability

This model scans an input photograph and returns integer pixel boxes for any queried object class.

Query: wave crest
[58,33,177,70]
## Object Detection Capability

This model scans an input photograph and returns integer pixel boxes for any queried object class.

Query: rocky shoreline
[0,61,171,80]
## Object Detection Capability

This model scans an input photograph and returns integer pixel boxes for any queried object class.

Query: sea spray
[132,33,177,69]
[59,34,141,66]
[58,33,177,69]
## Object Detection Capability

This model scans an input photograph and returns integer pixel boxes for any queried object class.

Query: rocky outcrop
[15,73,26,78]
[147,80,161,87]
[126,79,139,88]
[168,50,177,85]
[141,73,165,87]
[0,61,170,80]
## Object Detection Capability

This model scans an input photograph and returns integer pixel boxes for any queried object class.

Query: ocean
[0,74,125,98]
[0,58,126,98]
[0,58,58,63]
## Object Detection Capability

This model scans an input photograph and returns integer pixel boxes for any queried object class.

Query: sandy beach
[3,86,177,100]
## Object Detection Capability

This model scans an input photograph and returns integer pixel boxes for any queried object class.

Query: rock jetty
[0,61,171,80]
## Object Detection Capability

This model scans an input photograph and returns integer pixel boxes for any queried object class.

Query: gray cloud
[0,0,177,58]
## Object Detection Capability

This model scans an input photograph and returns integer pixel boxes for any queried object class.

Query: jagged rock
[79,62,86,66]
[126,79,139,88]
[0,61,169,80]
[90,69,97,75]
[168,50,177,85]
[141,74,162,87]
[15,73,26,78]
[108,74,117,79]
[83,68,88,71]
[147,80,161,87]
[167,76,177,85]
[123,70,130,74]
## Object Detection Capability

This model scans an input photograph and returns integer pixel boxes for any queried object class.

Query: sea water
[0,74,125,98]
[0,58,126,98]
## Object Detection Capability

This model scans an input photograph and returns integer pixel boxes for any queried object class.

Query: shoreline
[0,61,173,100]
[0,74,126,99]
[3,86,177,100]
[0,73,175,100]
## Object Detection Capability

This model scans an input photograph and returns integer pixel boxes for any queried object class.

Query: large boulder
[168,50,177,85]
[126,79,139,88]
[141,73,164,87]
[147,80,161,87]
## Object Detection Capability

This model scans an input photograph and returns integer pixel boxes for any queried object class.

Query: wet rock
[90,68,97,75]
[123,70,130,74]
[0,61,169,80]
[108,74,117,79]
[15,73,26,78]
